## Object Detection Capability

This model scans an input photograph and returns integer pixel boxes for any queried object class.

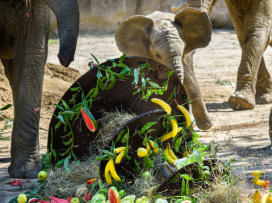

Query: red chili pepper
[264,180,270,189]
[26,13,29,18]
[86,180,93,185]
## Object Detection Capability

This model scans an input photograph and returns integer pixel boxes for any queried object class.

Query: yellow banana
[252,170,264,177]
[253,176,266,186]
[105,160,113,185]
[115,150,125,164]
[113,147,127,154]
[137,148,148,157]
[168,146,178,161]
[250,190,261,203]
[148,140,159,155]
[164,147,175,165]
[261,194,272,203]
[161,127,182,142]
[153,147,159,155]
[177,105,191,128]
[151,98,171,115]
[108,159,121,182]
[170,118,178,138]
[162,131,172,142]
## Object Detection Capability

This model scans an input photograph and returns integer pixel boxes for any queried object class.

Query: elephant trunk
[182,52,213,130]
[45,0,79,67]
[168,54,184,84]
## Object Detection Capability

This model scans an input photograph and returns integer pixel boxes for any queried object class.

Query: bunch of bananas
[151,98,191,142]
[114,147,128,164]
[146,139,159,155]
[164,144,178,165]
[105,159,121,185]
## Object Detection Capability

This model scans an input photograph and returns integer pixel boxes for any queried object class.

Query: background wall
[50,0,233,35]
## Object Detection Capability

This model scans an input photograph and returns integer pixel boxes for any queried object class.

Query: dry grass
[193,163,244,203]
[38,111,136,199]
[125,152,167,198]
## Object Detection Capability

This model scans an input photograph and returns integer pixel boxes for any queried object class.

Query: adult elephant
[0,0,79,178]
[173,0,272,111]
[115,9,213,130]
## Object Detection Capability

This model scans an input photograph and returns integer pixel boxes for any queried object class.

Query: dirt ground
[1,29,272,201]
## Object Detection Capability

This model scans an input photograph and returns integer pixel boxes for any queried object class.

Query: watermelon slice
[81,107,98,132]
[108,186,121,203]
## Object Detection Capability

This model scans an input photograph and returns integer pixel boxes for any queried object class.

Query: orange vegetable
[264,181,270,189]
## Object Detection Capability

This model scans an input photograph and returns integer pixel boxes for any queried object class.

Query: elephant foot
[228,91,255,111]
[194,116,213,130]
[256,93,272,104]
[8,154,42,179]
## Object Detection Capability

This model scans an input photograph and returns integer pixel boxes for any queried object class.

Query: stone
[49,0,233,35]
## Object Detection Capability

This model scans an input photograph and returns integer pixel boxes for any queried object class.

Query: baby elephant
[115,8,213,130]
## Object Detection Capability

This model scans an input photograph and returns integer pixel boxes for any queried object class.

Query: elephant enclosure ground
[1,29,272,201]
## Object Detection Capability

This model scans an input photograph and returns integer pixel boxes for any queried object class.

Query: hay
[125,152,166,198]
[193,163,243,203]
[40,159,100,199]
[39,111,136,199]
[91,111,136,150]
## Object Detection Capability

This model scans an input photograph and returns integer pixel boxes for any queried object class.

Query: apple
[70,197,80,203]
[17,194,27,203]
[38,171,48,180]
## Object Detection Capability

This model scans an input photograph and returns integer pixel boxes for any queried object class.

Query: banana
[105,160,113,185]
[115,150,125,164]
[162,131,172,142]
[148,140,159,155]
[153,147,159,155]
[161,127,183,142]
[251,190,261,203]
[261,194,272,203]
[151,98,171,115]
[252,170,264,177]
[113,147,127,154]
[108,159,121,182]
[177,105,191,128]
[168,145,178,161]
[137,148,148,157]
[253,176,266,186]
[164,147,175,165]
[170,118,178,138]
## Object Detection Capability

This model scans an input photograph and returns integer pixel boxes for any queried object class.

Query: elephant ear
[174,8,212,55]
[115,16,154,58]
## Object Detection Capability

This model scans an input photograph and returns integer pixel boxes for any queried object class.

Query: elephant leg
[183,52,213,130]
[228,6,271,111]
[255,57,272,104]
[8,1,50,178]
[269,107,272,143]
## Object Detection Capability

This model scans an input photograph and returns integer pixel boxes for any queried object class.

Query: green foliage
[132,63,174,101]
[216,78,233,86]
[0,104,13,141]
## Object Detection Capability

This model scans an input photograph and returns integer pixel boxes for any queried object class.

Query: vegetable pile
[9,55,244,203]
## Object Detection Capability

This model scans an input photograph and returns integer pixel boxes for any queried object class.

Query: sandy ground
[1,29,272,201]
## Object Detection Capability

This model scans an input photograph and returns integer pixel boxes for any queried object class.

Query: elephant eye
[156,54,162,59]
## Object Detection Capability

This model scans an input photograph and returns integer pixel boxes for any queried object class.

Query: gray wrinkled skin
[115,10,213,130]
[0,0,79,178]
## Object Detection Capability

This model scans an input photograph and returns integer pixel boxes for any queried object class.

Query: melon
[108,186,121,203]
[81,107,98,132]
